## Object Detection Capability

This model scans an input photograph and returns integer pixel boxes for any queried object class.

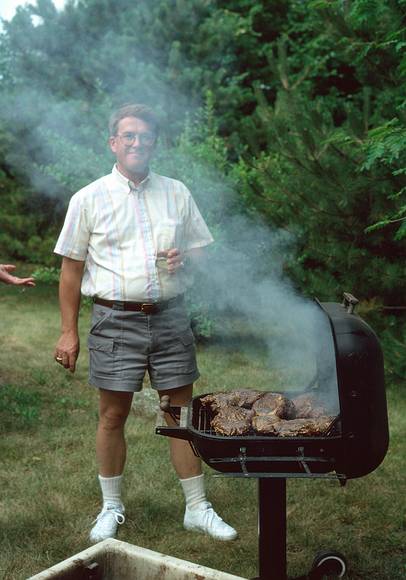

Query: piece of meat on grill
[200,392,237,412]
[211,407,255,436]
[252,414,281,435]
[252,392,296,420]
[292,394,329,419]
[200,390,262,412]
[274,416,334,437]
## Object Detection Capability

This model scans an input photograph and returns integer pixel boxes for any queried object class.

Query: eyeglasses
[117,132,156,146]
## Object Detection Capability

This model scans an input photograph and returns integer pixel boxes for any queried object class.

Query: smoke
[0,0,339,411]
[158,137,339,409]
[0,1,199,198]
[189,190,339,411]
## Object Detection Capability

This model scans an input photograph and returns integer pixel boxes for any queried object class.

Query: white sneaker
[89,503,125,543]
[184,501,238,541]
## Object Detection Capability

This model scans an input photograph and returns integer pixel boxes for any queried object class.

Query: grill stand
[257,478,287,580]
[253,478,347,580]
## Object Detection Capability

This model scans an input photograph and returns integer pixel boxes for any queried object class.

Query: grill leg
[258,478,287,580]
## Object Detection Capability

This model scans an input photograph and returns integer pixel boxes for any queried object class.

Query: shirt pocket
[155,219,184,252]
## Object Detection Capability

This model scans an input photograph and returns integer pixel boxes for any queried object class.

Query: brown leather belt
[93,295,184,314]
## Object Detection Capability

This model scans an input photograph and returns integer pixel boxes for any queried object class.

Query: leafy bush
[361,305,406,383]
[187,299,216,341]
[31,265,60,284]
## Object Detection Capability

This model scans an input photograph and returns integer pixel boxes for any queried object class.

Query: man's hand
[54,331,80,373]
[157,248,185,275]
[54,257,84,373]
[0,264,35,287]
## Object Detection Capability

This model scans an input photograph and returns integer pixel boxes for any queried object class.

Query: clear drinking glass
[156,251,169,271]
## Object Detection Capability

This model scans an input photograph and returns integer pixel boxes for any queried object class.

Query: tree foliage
[0,0,405,372]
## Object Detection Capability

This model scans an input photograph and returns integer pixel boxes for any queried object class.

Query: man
[53,103,237,544]
[0,264,35,286]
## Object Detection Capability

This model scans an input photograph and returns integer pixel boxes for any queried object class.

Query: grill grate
[195,403,341,438]
[197,405,214,434]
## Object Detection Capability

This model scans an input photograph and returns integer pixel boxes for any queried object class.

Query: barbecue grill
[156,293,389,579]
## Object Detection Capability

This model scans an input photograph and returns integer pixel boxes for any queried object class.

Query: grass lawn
[0,284,405,580]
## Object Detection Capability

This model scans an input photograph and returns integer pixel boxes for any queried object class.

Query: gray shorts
[87,299,200,392]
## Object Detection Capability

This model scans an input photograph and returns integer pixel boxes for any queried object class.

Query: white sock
[98,474,123,508]
[179,474,207,511]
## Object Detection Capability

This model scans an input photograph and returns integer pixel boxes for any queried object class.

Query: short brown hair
[108,103,160,137]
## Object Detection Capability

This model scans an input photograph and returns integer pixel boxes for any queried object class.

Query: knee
[99,407,128,431]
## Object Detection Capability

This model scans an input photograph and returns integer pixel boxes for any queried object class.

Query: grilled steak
[211,407,255,436]
[201,390,262,412]
[252,392,296,419]
[201,390,336,437]
[200,392,237,412]
[274,416,334,437]
[292,394,328,419]
[252,414,281,435]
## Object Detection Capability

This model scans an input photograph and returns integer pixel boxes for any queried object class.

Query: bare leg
[96,389,134,477]
[159,384,202,479]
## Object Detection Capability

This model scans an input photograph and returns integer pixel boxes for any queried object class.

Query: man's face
[109,116,156,177]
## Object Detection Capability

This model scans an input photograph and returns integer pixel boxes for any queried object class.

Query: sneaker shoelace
[198,502,224,529]
[93,505,125,526]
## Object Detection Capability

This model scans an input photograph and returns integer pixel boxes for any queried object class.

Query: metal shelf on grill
[207,445,345,480]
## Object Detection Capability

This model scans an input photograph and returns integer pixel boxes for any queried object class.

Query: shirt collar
[112,164,151,193]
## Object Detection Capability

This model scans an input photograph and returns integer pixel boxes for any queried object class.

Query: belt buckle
[141,303,157,314]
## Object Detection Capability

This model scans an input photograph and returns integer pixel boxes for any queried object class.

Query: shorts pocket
[178,330,195,347]
[88,334,118,384]
[87,334,115,352]
[175,330,196,372]
[89,306,112,335]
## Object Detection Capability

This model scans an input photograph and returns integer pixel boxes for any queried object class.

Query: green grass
[0,284,405,579]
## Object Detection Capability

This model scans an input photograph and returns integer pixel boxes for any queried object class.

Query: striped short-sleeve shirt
[54,165,214,301]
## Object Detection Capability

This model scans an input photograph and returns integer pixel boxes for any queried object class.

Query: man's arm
[54,257,85,372]
[0,264,35,286]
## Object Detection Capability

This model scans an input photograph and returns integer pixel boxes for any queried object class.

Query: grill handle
[159,395,180,423]
[342,292,359,314]
[155,402,192,442]
[155,425,192,441]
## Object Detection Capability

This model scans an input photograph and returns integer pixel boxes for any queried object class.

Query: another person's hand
[54,332,80,373]
[0,264,35,286]
[157,249,185,275]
